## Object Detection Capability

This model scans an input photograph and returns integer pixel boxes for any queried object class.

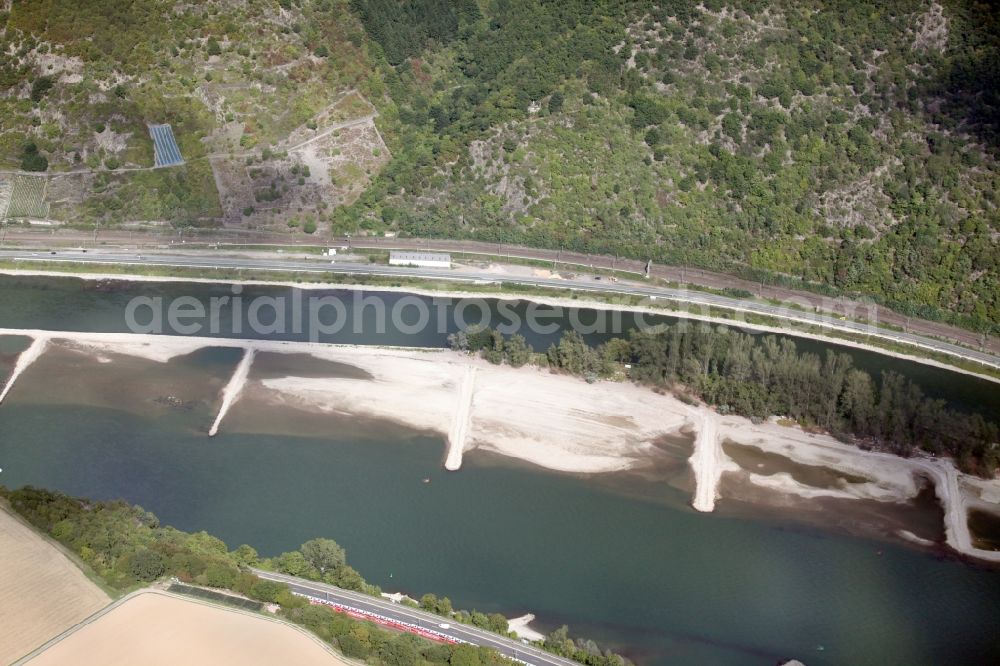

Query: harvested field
[25,592,349,666]
[0,504,109,664]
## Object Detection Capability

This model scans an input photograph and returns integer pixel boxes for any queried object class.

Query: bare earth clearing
[0,504,109,665]
[23,592,348,666]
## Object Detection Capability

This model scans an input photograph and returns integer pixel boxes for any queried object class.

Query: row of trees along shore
[448,323,999,476]
[1,486,632,666]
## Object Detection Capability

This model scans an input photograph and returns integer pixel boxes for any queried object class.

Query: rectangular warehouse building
[389,251,451,269]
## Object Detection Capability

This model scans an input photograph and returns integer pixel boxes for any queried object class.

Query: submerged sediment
[1,326,998,562]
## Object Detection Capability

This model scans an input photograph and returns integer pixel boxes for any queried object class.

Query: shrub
[548,90,564,113]
[249,579,286,602]
[129,549,165,581]
[203,563,238,588]
[20,142,48,172]
[339,635,370,659]
[30,76,54,102]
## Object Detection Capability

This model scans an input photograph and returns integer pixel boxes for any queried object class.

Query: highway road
[251,569,576,666]
[1,249,998,372]
[2,226,995,356]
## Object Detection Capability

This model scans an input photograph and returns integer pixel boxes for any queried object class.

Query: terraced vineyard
[0,0,383,231]
[0,176,11,219]
[5,175,49,220]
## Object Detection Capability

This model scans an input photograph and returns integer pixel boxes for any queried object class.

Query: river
[0,274,998,665]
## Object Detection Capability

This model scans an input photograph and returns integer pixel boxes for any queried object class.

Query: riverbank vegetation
[261,539,633,666]
[1,485,631,666]
[3,1,998,334]
[451,323,1000,475]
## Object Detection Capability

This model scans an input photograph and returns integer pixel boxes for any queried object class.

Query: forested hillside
[1,0,374,163]
[2,1,998,332]
[337,0,1000,333]
[0,0,384,226]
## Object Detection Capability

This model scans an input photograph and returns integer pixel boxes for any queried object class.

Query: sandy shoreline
[507,614,545,642]
[256,346,689,474]
[2,267,997,384]
[1,326,998,563]
[713,416,1000,562]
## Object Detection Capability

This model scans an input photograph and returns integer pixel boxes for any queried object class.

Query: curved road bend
[251,569,575,666]
[1,250,998,372]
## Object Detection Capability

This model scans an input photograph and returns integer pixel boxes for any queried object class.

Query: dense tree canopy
[339,0,1000,334]
[454,322,1000,475]
[1,484,628,666]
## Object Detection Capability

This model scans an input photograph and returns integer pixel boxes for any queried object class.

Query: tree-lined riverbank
[2,327,998,562]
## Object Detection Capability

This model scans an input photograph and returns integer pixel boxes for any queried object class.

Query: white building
[389,251,451,269]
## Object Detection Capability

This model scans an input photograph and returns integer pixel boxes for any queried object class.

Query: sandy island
[255,347,695,474]
[2,326,998,564]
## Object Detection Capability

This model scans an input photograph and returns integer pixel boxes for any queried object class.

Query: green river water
[0,275,998,665]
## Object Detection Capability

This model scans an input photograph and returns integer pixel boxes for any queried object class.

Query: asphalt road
[2,227,994,356]
[2,249,998,372]
[251,569,576,666]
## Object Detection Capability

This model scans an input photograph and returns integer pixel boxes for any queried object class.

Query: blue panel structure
[148,124,185,167]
